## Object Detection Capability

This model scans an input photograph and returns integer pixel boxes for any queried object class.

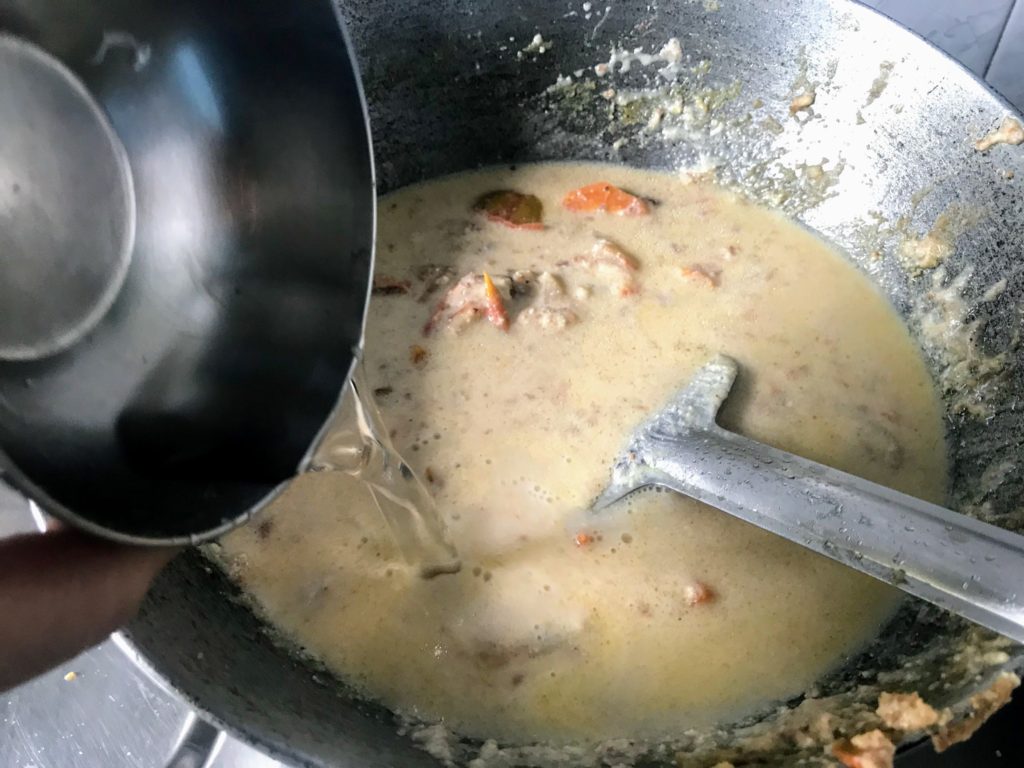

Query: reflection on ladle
[307,363,461,577]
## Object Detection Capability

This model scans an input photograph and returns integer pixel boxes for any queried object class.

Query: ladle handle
[642,426,1024,643]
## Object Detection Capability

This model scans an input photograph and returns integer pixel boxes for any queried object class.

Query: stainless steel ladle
[594,355,1024,643]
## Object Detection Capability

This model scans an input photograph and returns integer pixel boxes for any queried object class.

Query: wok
[37,0,1024,765]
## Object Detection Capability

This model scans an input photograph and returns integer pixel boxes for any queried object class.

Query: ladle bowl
[0,0,375,544]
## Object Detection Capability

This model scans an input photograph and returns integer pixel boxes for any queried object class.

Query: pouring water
[307,362,461,577]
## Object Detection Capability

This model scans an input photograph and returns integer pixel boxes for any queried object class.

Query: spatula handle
[642,426,1024,643]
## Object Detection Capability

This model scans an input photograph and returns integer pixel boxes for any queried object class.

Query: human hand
[0,528,177,691]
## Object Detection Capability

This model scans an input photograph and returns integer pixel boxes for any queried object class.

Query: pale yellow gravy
[219,163,947,746]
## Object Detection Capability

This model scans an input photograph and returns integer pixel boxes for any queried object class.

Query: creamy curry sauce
[219,162,947,745]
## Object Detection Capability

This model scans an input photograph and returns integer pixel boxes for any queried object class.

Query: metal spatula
[593,355,1024,643]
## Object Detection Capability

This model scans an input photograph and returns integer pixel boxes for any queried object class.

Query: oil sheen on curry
[220,162,947,745]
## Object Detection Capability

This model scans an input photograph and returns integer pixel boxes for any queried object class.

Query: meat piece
[474,190,544,229]
[518,271,579,331]
[372,276,411,296]
[562,182,651,215]
[876,692,943,732]
[535,270,564,298]
[581,239,640,271]
[570,239,640,297]
[679,264,721,287]
[424,273,513,335]
[832,730,896,768]
[684,581,715,606]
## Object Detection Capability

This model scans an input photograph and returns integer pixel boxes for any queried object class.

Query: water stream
[306,362,461,577]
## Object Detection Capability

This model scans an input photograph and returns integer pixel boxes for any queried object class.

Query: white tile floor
[987,0,1024,108]
[862,0,1023,110]
[864,0,1015,75]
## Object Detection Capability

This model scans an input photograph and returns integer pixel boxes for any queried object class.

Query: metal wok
[117,0,1024,765]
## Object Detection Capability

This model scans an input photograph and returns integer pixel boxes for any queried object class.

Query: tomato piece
[562,182,651,215]
[573,532,593,547]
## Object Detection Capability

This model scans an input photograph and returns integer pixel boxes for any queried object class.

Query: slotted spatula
[592,355,1024,642]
